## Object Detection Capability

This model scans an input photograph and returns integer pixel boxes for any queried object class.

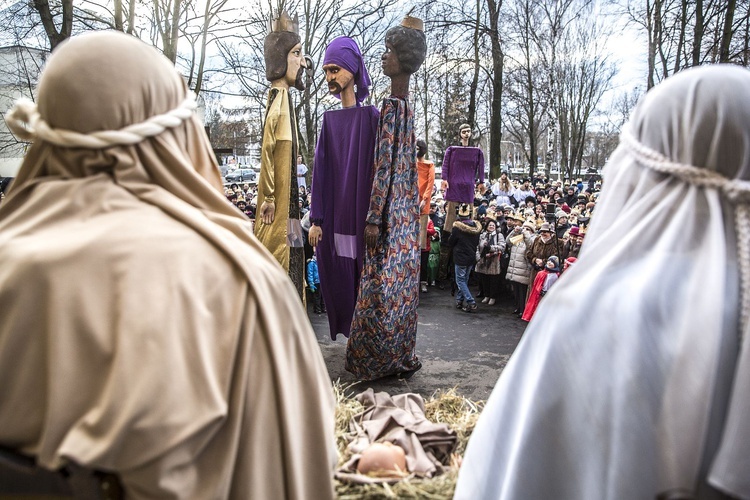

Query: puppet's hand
[365,224,379,249]
[309,225,322,247]
[260,200,276,225]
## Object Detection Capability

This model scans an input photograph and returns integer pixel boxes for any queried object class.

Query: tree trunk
[422,63,430,153]
[526,65,537,176]
[720,0,737,62]
[114,0,124,31]
[33,0,73,50]
[646,0,656,89]
[194,0,219,95]
[674,0,688,73]
[467,0,481,136]
[166,0,183,63]
[654,0,668,79]
[693,0,704,66]
[127,0,136,34]
[487,0,504,180]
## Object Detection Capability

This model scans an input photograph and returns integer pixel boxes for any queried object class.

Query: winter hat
[539,222,553,233]
[522,220,536,231]
[546,255,560,271]
[561,203,571,213]
[569,226,583,238]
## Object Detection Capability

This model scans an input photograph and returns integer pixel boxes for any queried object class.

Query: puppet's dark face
[381,42,402,78]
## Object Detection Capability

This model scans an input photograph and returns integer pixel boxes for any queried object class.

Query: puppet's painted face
[286,43,307,90]
[381,43,402,77]
[323,63,354,95]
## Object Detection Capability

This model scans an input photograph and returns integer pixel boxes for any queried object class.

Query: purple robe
[442,146,485,204]
[310,105,379,340]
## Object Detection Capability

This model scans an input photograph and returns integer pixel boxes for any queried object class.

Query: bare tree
[32,0,73,50]
[503,0,549,177]
[551,11,616,180]
[625,0,750,89]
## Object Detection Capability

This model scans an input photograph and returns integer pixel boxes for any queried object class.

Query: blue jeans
[454,264,474,305]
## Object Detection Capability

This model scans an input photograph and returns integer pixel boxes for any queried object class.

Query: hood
[453,220,482,235]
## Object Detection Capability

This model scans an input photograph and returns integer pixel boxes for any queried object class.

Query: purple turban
[323,36,371,104]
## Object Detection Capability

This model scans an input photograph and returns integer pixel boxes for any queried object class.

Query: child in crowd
[521,255,560,321]
[306,251,325,314]
[427,230,441,286]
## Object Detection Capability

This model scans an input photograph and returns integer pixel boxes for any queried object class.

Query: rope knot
[4,98,39,142]
[723,180,750,204]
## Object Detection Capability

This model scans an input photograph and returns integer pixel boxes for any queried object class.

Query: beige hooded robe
[0,31,335,500]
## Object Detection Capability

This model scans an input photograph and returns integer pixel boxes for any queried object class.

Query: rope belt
[5,95,197,149]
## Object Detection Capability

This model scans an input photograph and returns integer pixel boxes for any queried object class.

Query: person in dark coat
[448,203,482,312]
[561,226,584,260]
[563,186,578,207]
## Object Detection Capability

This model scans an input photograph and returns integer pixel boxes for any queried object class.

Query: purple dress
[310,106,379,340]
[345,96,421,380]
[442,146,485,204]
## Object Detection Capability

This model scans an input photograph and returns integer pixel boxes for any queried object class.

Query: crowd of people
[219,169,600,321]
[223,181,311,221]
[423,170,599,318]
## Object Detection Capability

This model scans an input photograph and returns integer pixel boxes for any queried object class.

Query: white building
[0,45,47,176]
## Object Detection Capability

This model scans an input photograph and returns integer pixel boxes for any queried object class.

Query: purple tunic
[442,146,485,204]
[310,105,379,340]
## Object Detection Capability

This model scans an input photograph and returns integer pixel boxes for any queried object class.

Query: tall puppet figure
[346,15,427,381]
[441,123,485,232]
[255,11,308,300]
[309,37,379,340]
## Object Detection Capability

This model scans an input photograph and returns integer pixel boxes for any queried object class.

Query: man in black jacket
[448,203,482,312]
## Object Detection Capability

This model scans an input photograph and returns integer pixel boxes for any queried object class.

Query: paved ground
[308,284,527,402]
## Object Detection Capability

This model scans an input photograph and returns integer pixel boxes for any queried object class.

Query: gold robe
[255,87,306,299]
